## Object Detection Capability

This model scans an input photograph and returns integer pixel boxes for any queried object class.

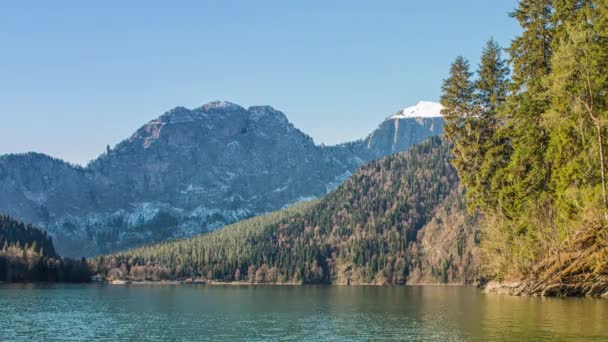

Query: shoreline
[483,280,608,298]
[3,280,607,298]
[105,279,470,287]
[102,280,608,298]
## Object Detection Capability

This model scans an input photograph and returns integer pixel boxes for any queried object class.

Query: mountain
[348,101,444,161]
[0,101,443,257]
[92,137,479,285]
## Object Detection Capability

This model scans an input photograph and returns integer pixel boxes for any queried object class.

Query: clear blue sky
[1,1,520,165]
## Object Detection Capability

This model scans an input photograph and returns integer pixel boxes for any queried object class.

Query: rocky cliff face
[350,116,443,161]
[0,101,443,257]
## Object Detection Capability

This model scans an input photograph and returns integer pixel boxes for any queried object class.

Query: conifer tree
[440,57,479,211]
[476,38,510,113]
[490,0,555,219]
[443,0,557,277]
[473,39,510,210]
[441,56,476,139]
[509,0,554,93]
[545,1,608,219]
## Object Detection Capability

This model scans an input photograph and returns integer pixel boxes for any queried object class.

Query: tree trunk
[596,123,608,220]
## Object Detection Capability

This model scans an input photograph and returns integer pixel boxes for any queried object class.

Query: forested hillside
[0,215,91,282]
[92,137,479,285]
[441,0,608,296]
[1,215,57,258]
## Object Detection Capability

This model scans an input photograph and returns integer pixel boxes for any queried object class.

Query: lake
[1,284,607,341]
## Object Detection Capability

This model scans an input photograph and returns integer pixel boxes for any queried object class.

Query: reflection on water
[0,284,607,341]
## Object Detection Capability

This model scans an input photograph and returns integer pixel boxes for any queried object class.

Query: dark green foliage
[92,201,318,283]
[92,137,461,284]
[0,215,91,282]
[0,215,57,257]
[441,56,476,143]
[509,0,554,92]
[474,39,511,212]
[440,57,479,212]
[476,38,510,113]
[440,49,509,212]
[442,0,608,283]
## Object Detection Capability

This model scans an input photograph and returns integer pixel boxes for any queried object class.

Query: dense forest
[1,215,58,258]
[441,0,608,295]
[92,137,479,285]
[0,215,91,282]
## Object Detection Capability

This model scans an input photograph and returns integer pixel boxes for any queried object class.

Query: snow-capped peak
[389,101,443,119]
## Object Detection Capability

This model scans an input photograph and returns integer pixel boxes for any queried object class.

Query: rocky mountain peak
[148,102,292,128]
[197,101,245,113]
[247,105,290,125]
[0,100,445,257]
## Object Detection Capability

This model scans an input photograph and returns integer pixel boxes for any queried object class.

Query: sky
[0,1,520,165]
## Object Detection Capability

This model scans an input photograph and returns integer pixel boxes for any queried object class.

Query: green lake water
[0,284,607,341]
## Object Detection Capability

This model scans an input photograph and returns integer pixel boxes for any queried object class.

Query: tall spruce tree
[476,38,510,113]
[487,0,555,220]
[510,0,554,92]
[473,39,510,211]
[440,56,479,211]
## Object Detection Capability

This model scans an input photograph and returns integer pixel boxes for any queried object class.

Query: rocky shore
[483,280,608,298]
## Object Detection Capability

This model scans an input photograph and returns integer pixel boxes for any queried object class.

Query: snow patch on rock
[390,101,443,119]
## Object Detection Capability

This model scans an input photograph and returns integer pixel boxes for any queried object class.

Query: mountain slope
[0,215,91,282]
[0,101,444,257]
[92,137,479,285]
[0,214,57,258]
